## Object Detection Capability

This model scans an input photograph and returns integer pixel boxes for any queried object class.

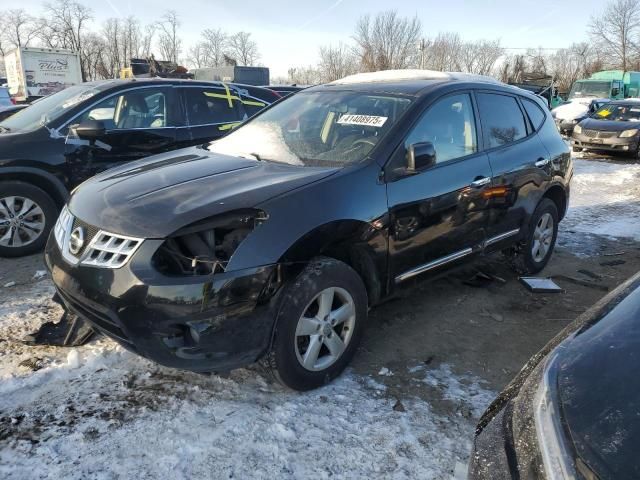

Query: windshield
[568,81,611,100]
[0,85,101,132]
[593,104,640,121]
[207,90,413,166]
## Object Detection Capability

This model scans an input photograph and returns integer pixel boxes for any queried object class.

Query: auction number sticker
[337,114,388,127]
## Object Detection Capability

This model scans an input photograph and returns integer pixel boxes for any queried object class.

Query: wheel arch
[542,183,568,220]
[276,219,388,307]
[0,167,69,209]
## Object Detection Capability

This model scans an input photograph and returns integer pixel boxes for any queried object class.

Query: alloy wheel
[294,287,356,372]
[0,196,46,248]
[532,212,554,263]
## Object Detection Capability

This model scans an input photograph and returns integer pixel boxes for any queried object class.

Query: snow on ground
[0,282,491,480]
[559,158,640,253]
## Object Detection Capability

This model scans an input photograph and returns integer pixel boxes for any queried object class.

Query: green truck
[568,70,640,101]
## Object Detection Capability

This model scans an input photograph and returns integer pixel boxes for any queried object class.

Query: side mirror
[75,120,106,141]
[407,142,437,172]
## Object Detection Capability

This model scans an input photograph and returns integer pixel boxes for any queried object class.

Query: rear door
[181,85,245,146]
[386,91,494,284]
[476,91,552,246]
[64,86,178,186]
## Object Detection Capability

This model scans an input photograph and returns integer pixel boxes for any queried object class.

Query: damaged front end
[152,209,269,276]
[44,207,285,372]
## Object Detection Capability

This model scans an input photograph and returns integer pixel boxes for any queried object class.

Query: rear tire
[512,198,559,274]
[0,181,58,257]
[265,257,368,391]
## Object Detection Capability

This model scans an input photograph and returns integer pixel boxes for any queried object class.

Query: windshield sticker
[597,109,611,117]
[337,114,388,127]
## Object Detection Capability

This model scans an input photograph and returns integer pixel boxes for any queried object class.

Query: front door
[386,92,494,284]
[64,86,177,186]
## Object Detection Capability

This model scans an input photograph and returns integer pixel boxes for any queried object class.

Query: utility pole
[419,39,427,69]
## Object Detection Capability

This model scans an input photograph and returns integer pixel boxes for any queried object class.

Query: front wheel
[265,257,368,391]
[512,198,559,274]
[0,181,58,257]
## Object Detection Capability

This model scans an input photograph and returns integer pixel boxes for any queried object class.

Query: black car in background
[0,79,277,256]
[46,71,571,391]
[263,84,307,97]
[572,100,640,157]
[0,104,28,122]
[470,271,640,480]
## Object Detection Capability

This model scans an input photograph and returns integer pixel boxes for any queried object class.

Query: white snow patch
[0,288,494,479]
[562,158,640,242]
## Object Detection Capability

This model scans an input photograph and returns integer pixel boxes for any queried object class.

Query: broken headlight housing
[151,209,268,276]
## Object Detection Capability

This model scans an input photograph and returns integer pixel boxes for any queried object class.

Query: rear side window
[477,93,527,148]
[522,98,546,131]
[183,87,242,126]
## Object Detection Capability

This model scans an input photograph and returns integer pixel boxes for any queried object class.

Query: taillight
[269,89,281,98]
[10,97,16,105]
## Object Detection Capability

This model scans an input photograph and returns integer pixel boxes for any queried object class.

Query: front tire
[266,257,368,391]
[513,198,559,274]
[0,181,58,257]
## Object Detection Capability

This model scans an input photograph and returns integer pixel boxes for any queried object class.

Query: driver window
[77,89,168,130]
[405,93,478,164]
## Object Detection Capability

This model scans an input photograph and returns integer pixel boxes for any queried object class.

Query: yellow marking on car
[218,122,242,131]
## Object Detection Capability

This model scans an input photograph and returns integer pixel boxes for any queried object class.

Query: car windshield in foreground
[568,81,611,100]
[207,90,413,167]
[593,104,640,122]
[0,85,101,132]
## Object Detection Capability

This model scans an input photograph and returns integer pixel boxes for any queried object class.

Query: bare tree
[200,28,227,67]
[156,10,181,63]
[353,10,421,71]
[318,43,357,82]
[425,32,462,71]
[227,31,259,66]
[187,42,208,69]
[1,9,38,48]
[589,0,640,71]
[288,66,321,85]
[41,0,93,79]
[459,39,503,75]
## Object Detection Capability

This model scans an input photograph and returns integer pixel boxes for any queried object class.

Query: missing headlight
[152,209,268,276]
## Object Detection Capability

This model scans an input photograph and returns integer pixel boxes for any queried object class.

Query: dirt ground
[0,155,639,478]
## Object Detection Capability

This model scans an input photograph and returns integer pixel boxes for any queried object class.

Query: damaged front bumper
[44,234,282,373]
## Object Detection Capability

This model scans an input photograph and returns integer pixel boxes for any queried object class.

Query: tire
[265,257,368,391]
[512,198,559,274]
[0,181,58,257]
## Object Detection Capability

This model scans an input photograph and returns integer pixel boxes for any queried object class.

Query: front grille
[82,231,143,269]
[57,288,133,346]
[583,129,617,139]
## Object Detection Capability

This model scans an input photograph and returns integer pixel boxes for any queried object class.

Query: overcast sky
[18,0,599,78]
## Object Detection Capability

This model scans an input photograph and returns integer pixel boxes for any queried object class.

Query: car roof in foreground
[81,78,276,93]
[306,69,526,97]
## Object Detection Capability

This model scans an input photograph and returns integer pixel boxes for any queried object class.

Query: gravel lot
[1,155,639,479]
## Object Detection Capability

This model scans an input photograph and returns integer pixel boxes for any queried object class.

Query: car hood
[68,146,339,238]
[579,117,639,132]
[556,276,640,478]
[553,100,590,121]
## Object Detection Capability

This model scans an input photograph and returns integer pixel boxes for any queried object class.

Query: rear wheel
[512,198,559,274]
[0,182,58,257]
[265,257,367,391]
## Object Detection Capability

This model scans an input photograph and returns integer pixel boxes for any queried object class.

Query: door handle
[535,158,550,168]
[470,177,491,188]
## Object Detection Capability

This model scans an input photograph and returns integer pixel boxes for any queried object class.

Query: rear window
[522,98,546,130]
[477,93,528,148]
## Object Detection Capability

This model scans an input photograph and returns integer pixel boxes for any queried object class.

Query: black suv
[45,71,571,391]
[0,79,279,256]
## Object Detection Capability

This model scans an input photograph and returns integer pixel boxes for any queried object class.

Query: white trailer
[4,47,82,102]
